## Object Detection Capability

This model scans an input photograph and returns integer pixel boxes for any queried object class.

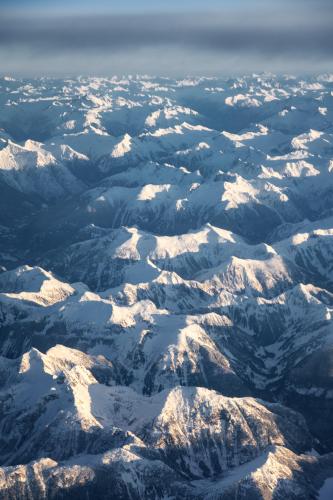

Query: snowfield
[0,74,333,499]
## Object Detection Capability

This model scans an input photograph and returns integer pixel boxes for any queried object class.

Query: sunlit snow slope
[0,74,333,499]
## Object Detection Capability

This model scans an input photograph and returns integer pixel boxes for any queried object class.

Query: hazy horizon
[1,0,332,77]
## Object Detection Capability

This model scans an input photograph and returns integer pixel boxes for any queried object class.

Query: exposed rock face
[0,74,333,498]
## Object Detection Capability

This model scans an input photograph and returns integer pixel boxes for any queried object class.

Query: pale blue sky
[1,0,257,12]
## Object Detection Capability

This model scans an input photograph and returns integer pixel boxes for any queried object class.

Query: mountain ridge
[0,73,333,498]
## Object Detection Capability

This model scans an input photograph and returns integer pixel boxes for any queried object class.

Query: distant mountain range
[0,74,333,499]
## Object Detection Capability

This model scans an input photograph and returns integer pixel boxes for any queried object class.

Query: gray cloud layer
[1,6,332,76]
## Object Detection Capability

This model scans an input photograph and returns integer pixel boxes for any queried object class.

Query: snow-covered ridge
[0,344,311,474]
[0,73,333,498]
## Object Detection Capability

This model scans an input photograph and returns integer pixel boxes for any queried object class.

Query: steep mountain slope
[0,73,333,498]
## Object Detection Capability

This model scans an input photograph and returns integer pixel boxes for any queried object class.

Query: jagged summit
[0,74,333,499]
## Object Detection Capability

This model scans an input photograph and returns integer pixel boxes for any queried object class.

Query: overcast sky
[1,0,332,77]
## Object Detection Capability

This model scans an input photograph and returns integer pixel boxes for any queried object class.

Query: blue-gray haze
[1,0,332,76]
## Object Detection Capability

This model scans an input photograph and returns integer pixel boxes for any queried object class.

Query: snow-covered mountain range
[0,74,333,499]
